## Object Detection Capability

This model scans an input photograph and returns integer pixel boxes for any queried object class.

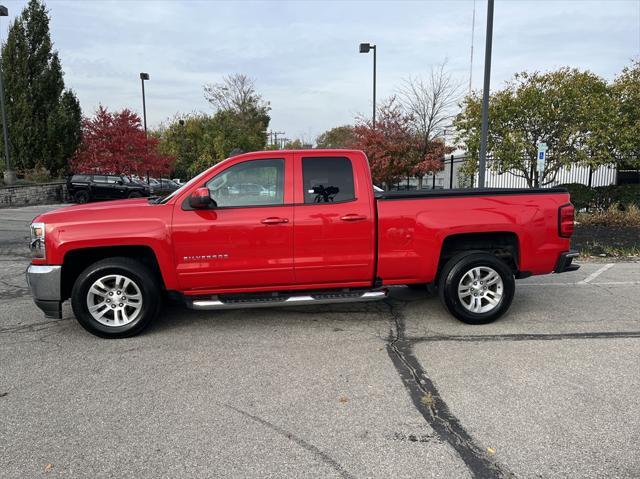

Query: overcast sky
[2,0,639,142]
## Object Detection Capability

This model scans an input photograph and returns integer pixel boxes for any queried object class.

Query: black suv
[67,174,151,204]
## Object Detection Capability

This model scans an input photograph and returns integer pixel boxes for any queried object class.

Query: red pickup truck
[27,149,578,338]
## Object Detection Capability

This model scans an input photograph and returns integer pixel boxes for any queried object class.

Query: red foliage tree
[349,98,418,188]
[412,139,454,185]
[349,97,452,189]
[70,106,174,176]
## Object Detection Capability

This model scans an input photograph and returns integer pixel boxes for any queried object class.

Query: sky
[2,0,639,143]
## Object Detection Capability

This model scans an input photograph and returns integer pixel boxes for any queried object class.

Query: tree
[315,125,355,149]
[204,74,269,115]
[397,62,460,187]
[203,73,270,158]
[612,60,640,167]
[1,0,82,176]
[71,106,174,177]
[454,68,615,187]
[156,113,217,179]
[398,61,461,149]
[349,97,418,189]
[209,107,270,159]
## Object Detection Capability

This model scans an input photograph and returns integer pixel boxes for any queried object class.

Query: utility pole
[140,72,150,183]
[0,5,15,185]
[268,130,284,148]
[468,0,476,96]
[478,0,494,188]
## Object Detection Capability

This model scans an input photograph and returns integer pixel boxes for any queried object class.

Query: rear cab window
[302,156,355,203]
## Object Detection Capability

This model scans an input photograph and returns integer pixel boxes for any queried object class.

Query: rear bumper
[26,265,63,319]
[554,250,580,273]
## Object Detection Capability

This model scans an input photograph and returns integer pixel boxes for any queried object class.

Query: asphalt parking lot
[1,205,639,478]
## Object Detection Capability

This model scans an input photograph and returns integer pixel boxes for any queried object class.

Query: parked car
[29,149,577,338]
[144,178,179,196]
[66,174,151,204]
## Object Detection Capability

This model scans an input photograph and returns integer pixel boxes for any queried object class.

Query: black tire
[438,251,515,325]
[74,190,90,204]
[71,257,161,338]
[128,191,142,199]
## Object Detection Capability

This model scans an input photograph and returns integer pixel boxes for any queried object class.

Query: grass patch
[576,204,640,228]
[579,242,640,258]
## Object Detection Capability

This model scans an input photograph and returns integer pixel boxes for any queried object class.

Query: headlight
[30,222,46,259]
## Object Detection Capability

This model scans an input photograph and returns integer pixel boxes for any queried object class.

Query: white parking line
[520,281,640,287]
[578,263,615,284]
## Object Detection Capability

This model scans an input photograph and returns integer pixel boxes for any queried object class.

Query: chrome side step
[188,289,388,311]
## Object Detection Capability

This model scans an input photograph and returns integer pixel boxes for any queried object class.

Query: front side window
[302,156,355,203]
[206,159,284,207]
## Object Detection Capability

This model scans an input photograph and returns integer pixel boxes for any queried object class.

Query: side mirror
[189,187,215,209]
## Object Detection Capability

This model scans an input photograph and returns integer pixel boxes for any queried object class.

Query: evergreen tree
[1,0,81,176]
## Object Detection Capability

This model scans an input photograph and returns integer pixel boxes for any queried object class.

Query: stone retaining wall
[0,182,68,208]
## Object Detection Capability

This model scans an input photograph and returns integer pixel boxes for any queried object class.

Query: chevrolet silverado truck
[27,149,578,338]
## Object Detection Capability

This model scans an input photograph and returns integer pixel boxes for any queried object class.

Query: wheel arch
[61,245,165,301]
[437,231,520,281]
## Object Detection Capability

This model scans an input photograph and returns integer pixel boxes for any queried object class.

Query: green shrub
[592,185,640,210]
[23,165,52,183]
[561,183,640,211]
[560,183,595,210]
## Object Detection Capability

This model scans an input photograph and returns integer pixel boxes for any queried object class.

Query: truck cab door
[292,153,375,286]
[172,155,295,291]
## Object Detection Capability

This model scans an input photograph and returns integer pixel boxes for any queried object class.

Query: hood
[34,198,153,224]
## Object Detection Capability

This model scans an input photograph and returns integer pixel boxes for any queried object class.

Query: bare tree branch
[203,74,269,115]
[397,60,463,152]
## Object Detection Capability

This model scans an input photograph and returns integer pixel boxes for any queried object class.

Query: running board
[187,289,388,311]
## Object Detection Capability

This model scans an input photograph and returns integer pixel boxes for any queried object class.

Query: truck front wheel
[438,252,515,325]
[71,257,161,338]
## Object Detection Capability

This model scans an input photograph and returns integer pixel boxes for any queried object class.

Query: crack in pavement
[405,330,640,344]
[384,299,512,479]
[221,403,354,479]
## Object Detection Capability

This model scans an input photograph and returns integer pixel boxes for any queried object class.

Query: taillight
[559,203,574,238]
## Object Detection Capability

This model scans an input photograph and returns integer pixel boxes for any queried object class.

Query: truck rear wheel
[438,252,514,325]
[71,257,161,338]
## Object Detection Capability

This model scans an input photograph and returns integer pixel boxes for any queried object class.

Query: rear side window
[302,157,355,204]
[71,175,89,182]
[93,175,107,183]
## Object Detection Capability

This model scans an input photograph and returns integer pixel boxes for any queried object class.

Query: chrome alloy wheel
[86,274,143,327]
[457,266,504,313]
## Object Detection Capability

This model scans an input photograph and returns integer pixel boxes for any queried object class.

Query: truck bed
[376,187,568,200]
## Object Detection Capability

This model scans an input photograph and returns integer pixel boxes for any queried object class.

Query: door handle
[261,217,289,225]
[340,214,367,222]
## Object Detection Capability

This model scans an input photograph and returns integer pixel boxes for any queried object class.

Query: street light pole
[359,43,377,128]
[140,72,149,133]
[477,0,494,188]
[0,5,15,186]
[139,72,149,183]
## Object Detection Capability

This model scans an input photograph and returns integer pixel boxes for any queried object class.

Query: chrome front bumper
[26,265,63,319]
